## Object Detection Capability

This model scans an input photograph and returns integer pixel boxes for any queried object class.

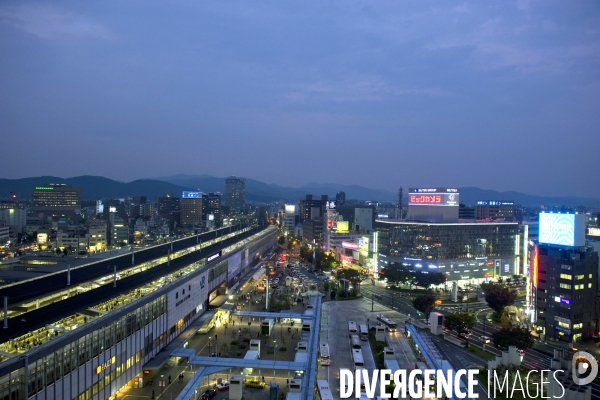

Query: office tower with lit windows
[32,184,81,216]
[530,213,598,343]
[203,193,222,227]
[180,192,203,227]
[299,194,328,222]
[476,200,515,221]
[225,176,245,212]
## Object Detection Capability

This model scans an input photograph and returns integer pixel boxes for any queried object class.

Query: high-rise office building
[225,176,245,212]
[476,200,514,221]
[158,194,180,218]
[203,193,221,227]
[336,191,346,206]
[32,184,81,216]
[180,192,203,227]
[530,213,597,342]
[299,194,328,222]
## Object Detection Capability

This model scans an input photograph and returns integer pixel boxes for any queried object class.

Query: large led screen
[539,213,585,247]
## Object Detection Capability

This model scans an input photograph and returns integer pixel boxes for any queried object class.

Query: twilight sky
[1,1,599,198]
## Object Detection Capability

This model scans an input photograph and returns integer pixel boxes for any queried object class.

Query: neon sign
[410,195,442,204]
[532,247,538,286]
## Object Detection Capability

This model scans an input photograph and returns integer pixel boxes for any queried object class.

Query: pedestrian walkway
[116,261,311,400]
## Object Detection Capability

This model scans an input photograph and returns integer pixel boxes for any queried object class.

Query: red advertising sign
[410,195,442,204]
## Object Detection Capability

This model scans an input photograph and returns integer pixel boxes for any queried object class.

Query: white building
[0,208,27,233]
[284,204,296,235]
[87,223,108,251]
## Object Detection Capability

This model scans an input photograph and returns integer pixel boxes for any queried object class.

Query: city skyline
[1,1,599,199]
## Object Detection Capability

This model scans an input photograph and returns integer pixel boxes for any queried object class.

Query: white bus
[359,324,369,341]
[315,380,334,400]
[350,335,361,349]
[352,348,364,367]
[376,314,398,331]
[348,321,357,333]
[319,343,331,366]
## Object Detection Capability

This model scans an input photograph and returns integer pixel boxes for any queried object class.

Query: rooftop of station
[0,226,275,364]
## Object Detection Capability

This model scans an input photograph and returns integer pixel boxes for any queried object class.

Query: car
[459,332,471,340]
[201,389,217,400]
[481,336,491,344]
[517,349,525,356]
[244,379,266,388]
[216,381,230,391]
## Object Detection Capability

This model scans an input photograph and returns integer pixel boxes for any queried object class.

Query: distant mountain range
[1,175,598,208]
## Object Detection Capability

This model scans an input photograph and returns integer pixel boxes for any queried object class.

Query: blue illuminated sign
[539,213,585,247]
[182,191,202,198]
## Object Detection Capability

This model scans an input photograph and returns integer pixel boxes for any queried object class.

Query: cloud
[427,14,600,74]
[0,3,112,39]
[286,78,447,102]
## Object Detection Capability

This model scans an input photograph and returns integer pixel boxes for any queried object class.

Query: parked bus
[348,321,357,333]
[315,380,334,400]
[359,324,369,341]
[350,335,361,349]
[319,343,331,366]
[376,314,398,331]
[352,348,364,367]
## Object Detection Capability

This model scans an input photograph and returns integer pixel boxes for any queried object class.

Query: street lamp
[208,336,212,356]
[273,340,277,379]
[161,374,164,395]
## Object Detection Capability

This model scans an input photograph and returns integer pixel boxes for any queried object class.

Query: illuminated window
[588,283,592,288]
[560,274,572,280]
[575,274,584,280]
[573,323,583,329]
[574,284,584,290]
[559,283,571,289]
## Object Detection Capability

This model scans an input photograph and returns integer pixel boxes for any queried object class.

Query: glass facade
[375,220,521,281]
[0,226,277,400]
[32,184,81,214]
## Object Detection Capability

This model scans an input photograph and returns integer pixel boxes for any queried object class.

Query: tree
[414,272,446,289]
[443,312,477,335]
[481,283,517,317]
[315,250,337,271]
[492,327,534,350]
[299,246,312,262]
[278,235,285,244]
[337,269,362,293]
[380,264,411,287]
[412,294,438,319]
